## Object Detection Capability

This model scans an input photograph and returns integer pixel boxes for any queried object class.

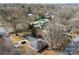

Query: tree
[43,20,72,50]
[57,9,75,20]
[68,17,79,33]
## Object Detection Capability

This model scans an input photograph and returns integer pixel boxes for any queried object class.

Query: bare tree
[43,20,72,50]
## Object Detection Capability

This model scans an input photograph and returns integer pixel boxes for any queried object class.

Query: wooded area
[0,4,79,55]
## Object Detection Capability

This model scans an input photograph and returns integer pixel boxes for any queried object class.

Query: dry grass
[41,50,59,55]
[10,32,33,54]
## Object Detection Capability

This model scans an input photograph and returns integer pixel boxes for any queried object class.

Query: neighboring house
[60,36,79,55]
[0,27,21,55]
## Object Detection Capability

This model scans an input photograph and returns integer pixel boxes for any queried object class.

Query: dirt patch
[41,50,60,55]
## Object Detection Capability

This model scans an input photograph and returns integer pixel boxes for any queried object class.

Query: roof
[25,36,48,52]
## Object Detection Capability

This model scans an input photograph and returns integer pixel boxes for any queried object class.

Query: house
[0,27,21,55]
[14,35,48,53]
